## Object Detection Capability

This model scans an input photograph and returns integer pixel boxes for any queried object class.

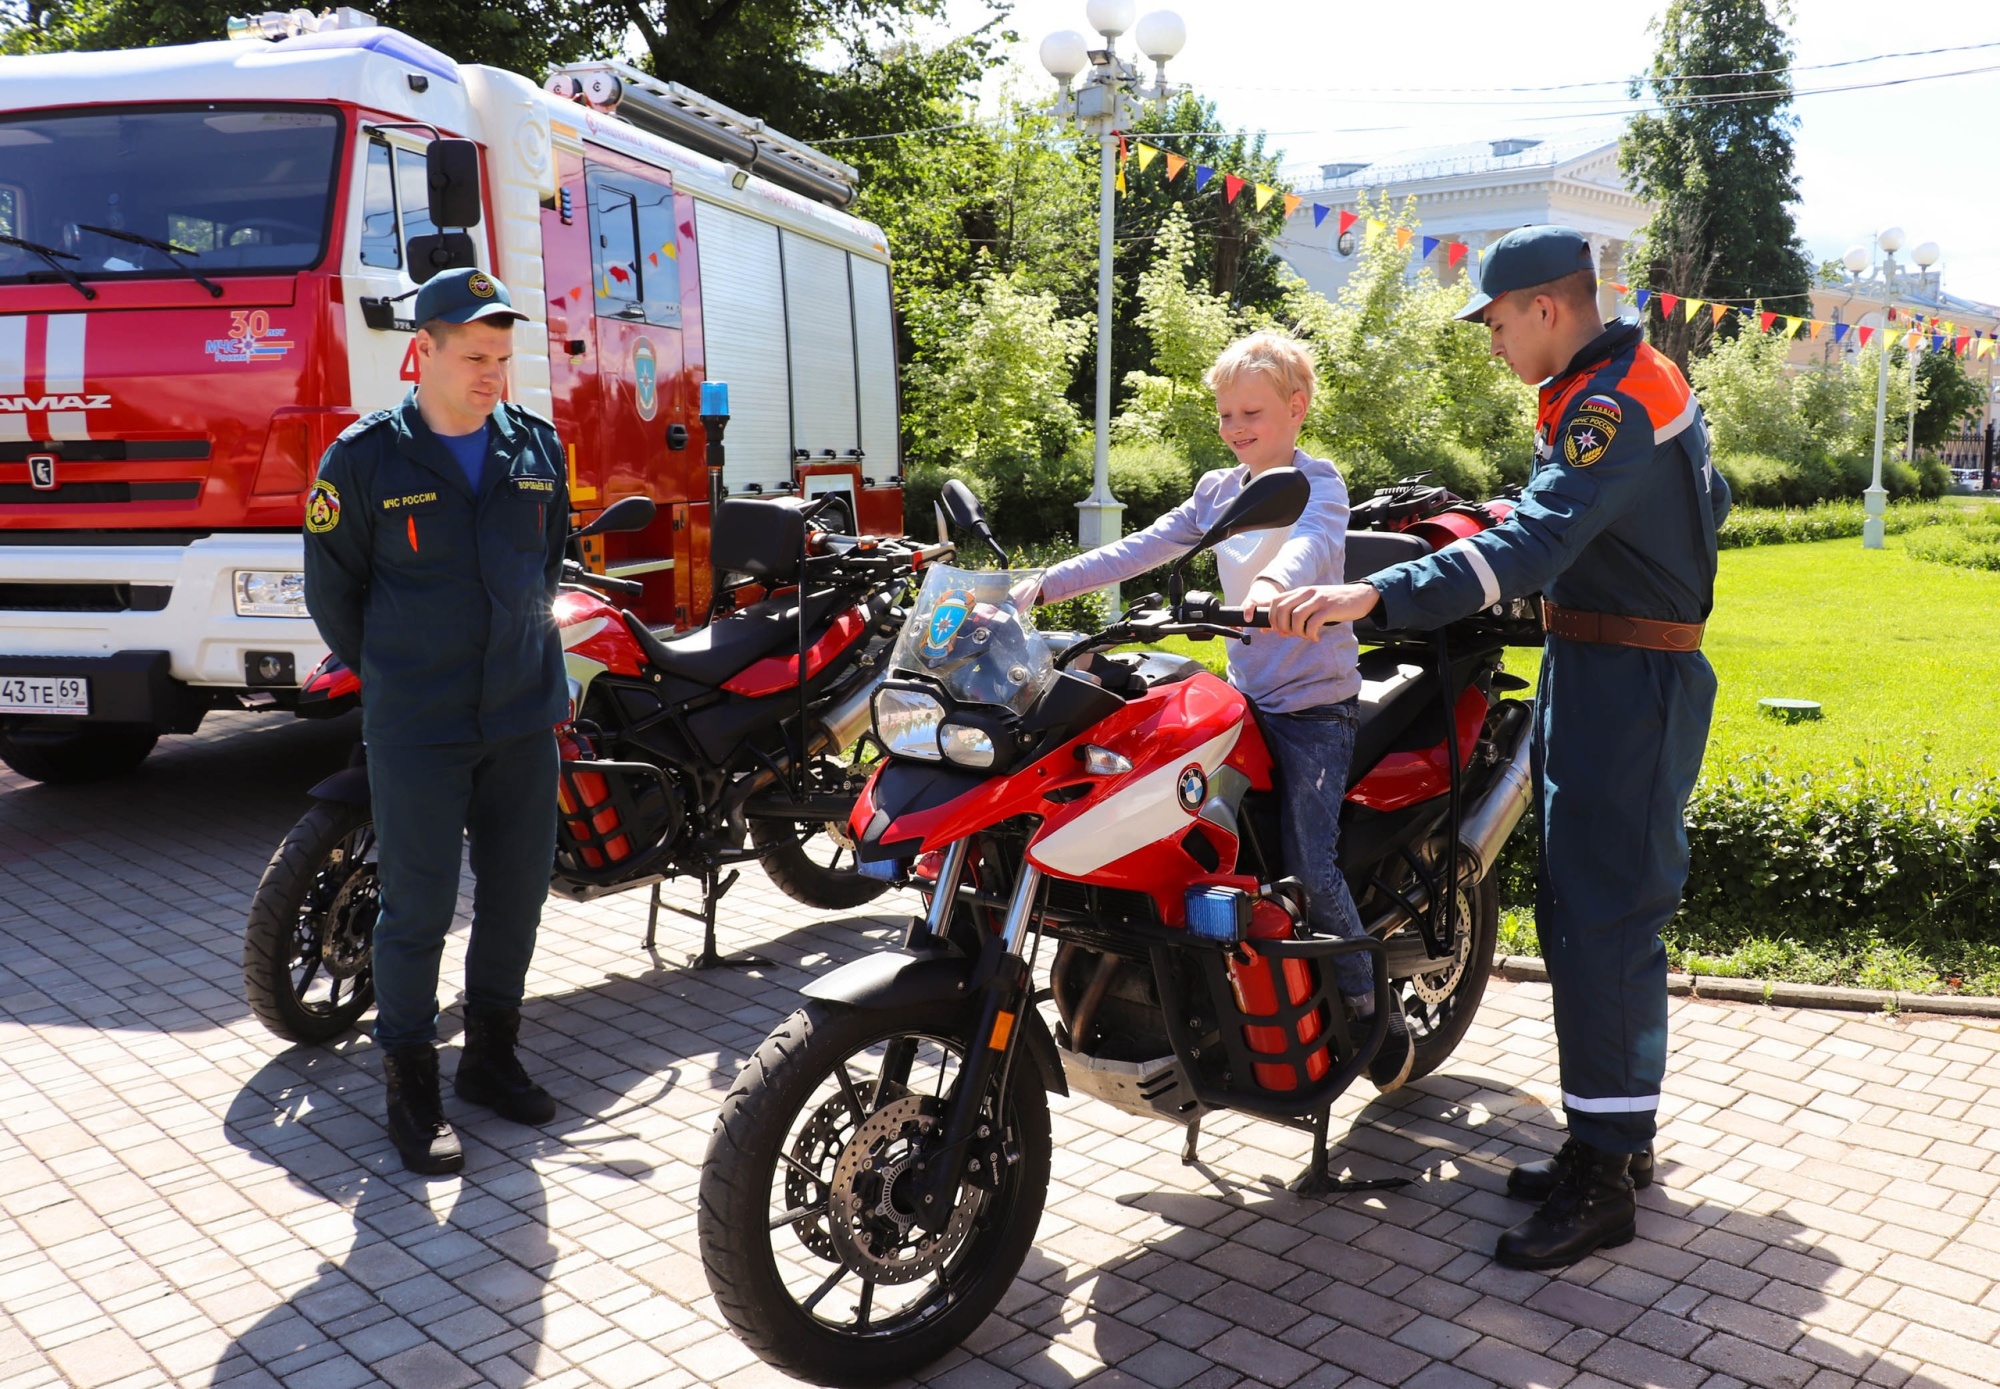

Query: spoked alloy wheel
[700,1000,1051,1387]
[242,801,378,1043]
[1391,866,1498,1081]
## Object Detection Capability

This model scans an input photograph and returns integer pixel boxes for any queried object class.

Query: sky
[938,0,2000,306]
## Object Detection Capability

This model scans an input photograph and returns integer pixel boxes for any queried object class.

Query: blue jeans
[1258,699,1372,1000]
[367,730,559,1048]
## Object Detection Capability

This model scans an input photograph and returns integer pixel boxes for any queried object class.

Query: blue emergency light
[700,381,730,420]
[1185,886,1251,944]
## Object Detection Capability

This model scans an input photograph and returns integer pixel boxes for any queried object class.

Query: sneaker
[1365,1001,1415,1094]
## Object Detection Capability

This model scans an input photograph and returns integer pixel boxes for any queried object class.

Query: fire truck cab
[0,12,904,782]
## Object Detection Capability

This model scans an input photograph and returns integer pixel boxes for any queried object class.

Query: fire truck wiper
[76,225,224,298]
[0,235,97,301]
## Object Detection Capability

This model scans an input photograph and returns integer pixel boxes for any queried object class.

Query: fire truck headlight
[234,570,310,618]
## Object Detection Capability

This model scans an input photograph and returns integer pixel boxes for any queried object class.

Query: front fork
[903,843,1042,1234]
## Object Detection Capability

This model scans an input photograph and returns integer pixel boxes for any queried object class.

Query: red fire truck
[0,10,904,782]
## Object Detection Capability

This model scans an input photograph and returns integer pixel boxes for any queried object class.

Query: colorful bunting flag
[1394,226,1412,251]
[1253,183,1275,211]
[1783,317,1804,339]
[1933,334,1947,353]
[1758,311,1777,332]
[1312,204,1331,228]
[1832,322,1850,343]
[1337,210,1359,236]
[1283,194,1301,219]
[1420,236,1439,259]
[1136,142,1159,171]
[1366,218,1387,241]
[1710,303,1729,326]
[1684,298,1705,320]
[1956,333,1972,355]
[1858,326,1874,347]
[1223,174,1245,203]
[1635,289,1651,309]
[1165,152,1187,181]
[1807,320,1825,340]
[1194,165,1215,192]
[1657,293,1680,317]
[1446,242,1468,269]
[1607,281,1629,294]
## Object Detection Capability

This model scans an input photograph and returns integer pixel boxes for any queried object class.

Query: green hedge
[1717,498,1964,548]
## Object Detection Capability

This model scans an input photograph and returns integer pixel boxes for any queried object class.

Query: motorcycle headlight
[873,686,944,761]
[939,720,996,769]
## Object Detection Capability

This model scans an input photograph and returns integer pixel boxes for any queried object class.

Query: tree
[1621,0,1813,370]
[1114,206,1244,466]
[1913,349,1985,452]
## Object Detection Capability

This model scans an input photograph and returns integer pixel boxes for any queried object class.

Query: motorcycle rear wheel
[1395,868,1498,1081]
[243,801,377,1043]
[700,999,1050,1387]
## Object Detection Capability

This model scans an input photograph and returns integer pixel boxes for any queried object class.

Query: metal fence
[1939,422,1996,489]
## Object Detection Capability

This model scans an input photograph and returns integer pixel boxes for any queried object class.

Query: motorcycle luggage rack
[1151,934,1409,1196]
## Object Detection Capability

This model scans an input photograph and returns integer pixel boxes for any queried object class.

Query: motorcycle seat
[1350,649,1439,786]
[622,590,844,688]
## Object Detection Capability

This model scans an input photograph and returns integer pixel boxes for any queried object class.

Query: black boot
[1508,1137,1654,1201]
[1494,1141,1636,1270]
[455,1006,557,1125]
[383,1043,464,1176]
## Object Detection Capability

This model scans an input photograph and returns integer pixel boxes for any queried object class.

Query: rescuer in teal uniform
[304,268,569,1175]
[1258,227,1729,1268]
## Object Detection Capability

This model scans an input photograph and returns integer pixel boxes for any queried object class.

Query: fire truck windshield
[0,104,342,285]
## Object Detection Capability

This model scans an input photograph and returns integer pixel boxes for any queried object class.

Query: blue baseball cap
[1456,225,1596,322]
[414,267,528,328]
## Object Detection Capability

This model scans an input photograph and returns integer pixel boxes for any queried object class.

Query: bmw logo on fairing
[1177,764,1207,812]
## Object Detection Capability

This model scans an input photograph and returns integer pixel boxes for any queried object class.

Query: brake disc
[784,1094,854,1262]
[317,867,378,980]
[1409,885,1473,1007]
[826,1095,982,1285]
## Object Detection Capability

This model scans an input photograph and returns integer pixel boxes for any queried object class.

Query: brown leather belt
[1543,601,1704,652]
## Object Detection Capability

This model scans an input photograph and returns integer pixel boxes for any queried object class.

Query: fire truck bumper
[0,534,328,731]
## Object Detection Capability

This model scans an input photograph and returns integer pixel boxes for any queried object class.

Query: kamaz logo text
[0,394,112,412]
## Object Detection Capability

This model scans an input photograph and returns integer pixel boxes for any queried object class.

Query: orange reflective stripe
[1539,342,1693,437]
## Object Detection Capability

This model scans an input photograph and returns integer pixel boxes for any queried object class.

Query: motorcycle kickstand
[1291,1105,1411,1199]
[1181,1113,1202,1166]
[689,866,767,970]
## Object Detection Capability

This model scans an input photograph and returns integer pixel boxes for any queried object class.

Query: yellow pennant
[1136,142,1159,171]
[1683,298,1705,320]
[1283,193,1302,219]
[1367,218,1387,241]
[1783,317,1805,339]
[1254,183,1276,211]
[1164,152,1186,181]
[1394,226,1412,250]
[1981,339,1995,359]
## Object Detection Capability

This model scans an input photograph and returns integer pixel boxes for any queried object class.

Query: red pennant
[1658,293,1680,317]
[1336,210,1358,236]
[1957,333,1973,355]
[1223,174,1245,203]
[1758,311,1777,332]
[1858,326,1875,347]
[1446,242,1467,269]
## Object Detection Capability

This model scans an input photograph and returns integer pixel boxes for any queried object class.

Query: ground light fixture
[1039,5,1186,609]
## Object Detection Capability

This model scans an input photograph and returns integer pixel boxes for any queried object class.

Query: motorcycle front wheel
[242,801,378,1043]
[700,999,1051,1387]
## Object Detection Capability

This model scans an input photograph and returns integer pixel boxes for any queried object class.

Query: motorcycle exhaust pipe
[1364,712,1533,936]
[807,659,890,758]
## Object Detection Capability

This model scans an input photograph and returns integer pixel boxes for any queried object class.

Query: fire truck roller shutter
[851,257,898,477]
[780,229,859,461]
[693,200,793,494]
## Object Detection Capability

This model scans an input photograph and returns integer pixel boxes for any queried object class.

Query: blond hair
[1203,330,1316,406]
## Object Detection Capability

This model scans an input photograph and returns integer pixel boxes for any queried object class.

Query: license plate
[0,676,90,716]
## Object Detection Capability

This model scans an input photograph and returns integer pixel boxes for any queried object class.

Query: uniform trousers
[367,729,559,1049]
[1534,640,1715,1153]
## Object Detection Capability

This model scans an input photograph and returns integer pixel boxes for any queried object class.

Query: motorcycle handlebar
[562,562,647,598]
[1177,591,1270,628]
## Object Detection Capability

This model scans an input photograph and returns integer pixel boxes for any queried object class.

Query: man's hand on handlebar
[1264,582,1381,641]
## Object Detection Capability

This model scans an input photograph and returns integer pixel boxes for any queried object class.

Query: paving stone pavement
[3,712,1999,1389]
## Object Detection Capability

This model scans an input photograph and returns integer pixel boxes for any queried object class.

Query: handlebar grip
[1227,605,1271,629]
[566,565,646,598]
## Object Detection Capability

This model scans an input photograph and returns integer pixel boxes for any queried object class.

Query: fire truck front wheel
[0,723,158,785]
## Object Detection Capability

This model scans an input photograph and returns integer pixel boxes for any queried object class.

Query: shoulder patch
[1562,413,1617,468]
[305,479,341,533]
[1575,394,1622,424]
[336,409,395,444]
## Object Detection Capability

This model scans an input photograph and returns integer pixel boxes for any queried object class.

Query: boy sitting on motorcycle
[1016,330,1413,1092]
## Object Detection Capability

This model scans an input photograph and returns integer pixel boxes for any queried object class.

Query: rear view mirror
[574,495,656,538]
[1197,467,1308,550]
[426,138,483,228]
[939,477,1007,563]
[404,232,478,284]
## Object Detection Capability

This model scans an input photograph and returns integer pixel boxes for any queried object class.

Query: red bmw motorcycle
[698,472,1545,1385]
[242,492,964,1043]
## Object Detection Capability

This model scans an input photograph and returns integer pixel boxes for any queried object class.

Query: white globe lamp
[1912,241,1940,269]
[1135,9,1187,62]
[1841,245,1870,276]
[1878,226,1905,254]
[1085,0,1137,39]
[1039,29,1089,84]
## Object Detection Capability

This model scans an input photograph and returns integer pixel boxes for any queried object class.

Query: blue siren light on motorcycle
[1185,886,1252,944]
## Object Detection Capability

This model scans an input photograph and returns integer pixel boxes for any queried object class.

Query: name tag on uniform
[382,491,439,511]
[513,476,556,495]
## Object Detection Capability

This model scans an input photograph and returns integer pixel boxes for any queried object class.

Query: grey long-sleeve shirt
[1038,450,1361,712]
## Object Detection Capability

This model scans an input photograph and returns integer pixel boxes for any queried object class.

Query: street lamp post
[1041,3,1186,608]
[1849,226,1940,550]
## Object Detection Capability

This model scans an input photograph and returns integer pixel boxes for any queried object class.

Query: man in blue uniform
[304,267,569,1175]
[1259,227,1729,1267]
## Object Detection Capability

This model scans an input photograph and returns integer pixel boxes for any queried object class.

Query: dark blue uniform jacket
[1371,321,1731,628]
[303,392,569,747]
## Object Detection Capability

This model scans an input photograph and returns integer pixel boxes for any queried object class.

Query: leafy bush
[1906,506,2000,573]
[1715,498,1962,548]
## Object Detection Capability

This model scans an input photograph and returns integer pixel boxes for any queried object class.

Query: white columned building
[1273,133,1651,321]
